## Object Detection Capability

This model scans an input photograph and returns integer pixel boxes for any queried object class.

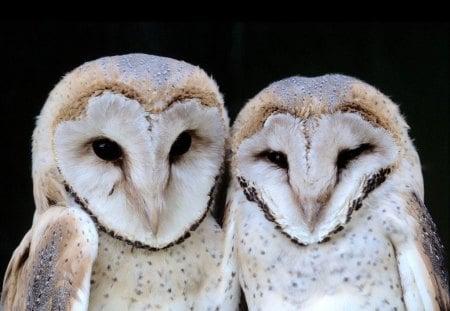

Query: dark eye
[264,150,288,169]
[92,138,123,161]
[337,143,373,171]
[169,131,192,162]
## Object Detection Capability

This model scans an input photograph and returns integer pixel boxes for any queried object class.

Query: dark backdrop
[1,22,448,287]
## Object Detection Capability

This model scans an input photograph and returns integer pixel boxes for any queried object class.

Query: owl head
[32,54,229,249]
[231,74,423,245]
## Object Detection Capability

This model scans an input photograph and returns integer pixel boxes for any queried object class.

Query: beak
[128,186,163,237]
[128,153,169,237]
[302,201,321,233]
[145,205,161,236]
[132,177,166,237]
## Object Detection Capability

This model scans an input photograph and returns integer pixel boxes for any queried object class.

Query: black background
[1,23,448,288]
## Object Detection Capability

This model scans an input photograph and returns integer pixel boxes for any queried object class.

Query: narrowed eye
[263,150,289,169]
[92,138,123,161]
[337,143,373,171]
[169,131,192,162]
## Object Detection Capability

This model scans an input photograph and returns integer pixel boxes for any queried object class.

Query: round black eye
[265,151,288,169]
[92,138,123,161]
[169,131,192,161]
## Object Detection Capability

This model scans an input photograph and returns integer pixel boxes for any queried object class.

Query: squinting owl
[225,74,449,310]
[1,54,239,310]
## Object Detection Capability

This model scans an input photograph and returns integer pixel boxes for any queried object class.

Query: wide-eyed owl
[2,54,239,310]
[226,74,449,310]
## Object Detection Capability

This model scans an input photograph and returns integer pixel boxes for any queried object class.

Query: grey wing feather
[411,192,450,309]
[1,207,98,310]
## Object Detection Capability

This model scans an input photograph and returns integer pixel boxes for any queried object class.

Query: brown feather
[1,207,98,310]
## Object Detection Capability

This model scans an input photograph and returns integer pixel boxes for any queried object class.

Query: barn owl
[225,74,449,310]
[1,54,239,310]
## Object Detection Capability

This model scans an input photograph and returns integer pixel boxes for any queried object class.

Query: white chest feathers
[89,216,239,311]
[235,195,405,310]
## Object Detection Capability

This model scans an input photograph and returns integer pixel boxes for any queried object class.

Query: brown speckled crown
[231,74,409,154]
[48,54,225,129]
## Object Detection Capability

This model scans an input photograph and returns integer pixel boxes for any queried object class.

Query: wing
[1,207,98,310]
[393,192,449,310]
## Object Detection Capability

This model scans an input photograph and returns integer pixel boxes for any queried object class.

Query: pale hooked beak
[145,205,161,236]
[302,202,322,233]
[131,159,168,237]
